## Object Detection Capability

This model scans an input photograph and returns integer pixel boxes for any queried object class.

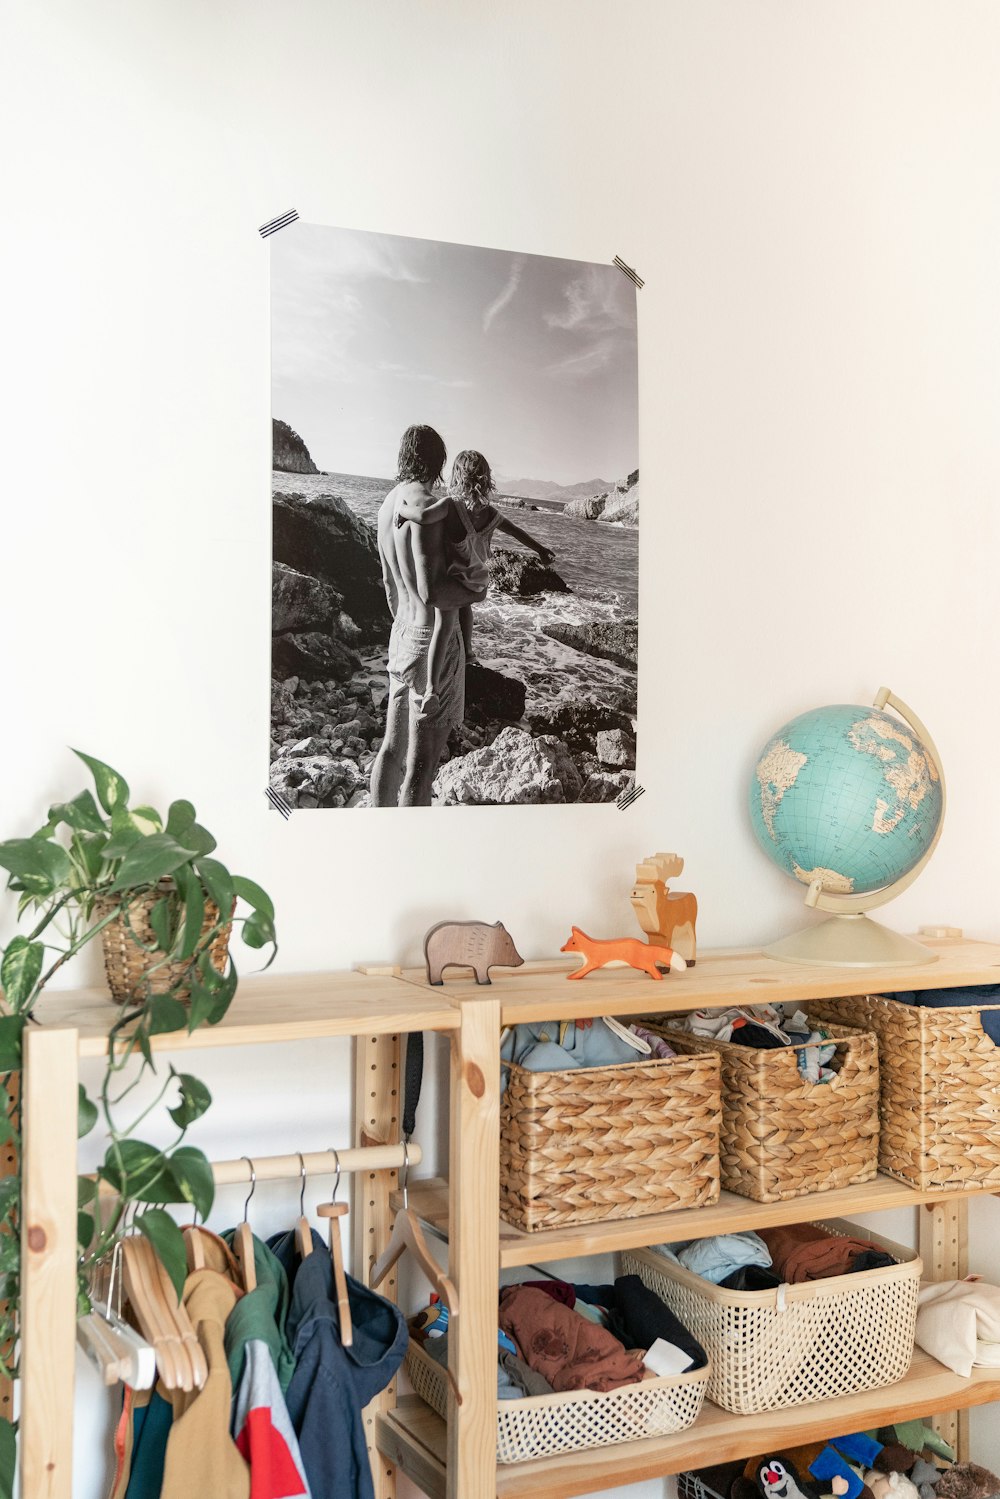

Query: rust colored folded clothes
[759,1224,897,1283]
[499,1286,644,1393]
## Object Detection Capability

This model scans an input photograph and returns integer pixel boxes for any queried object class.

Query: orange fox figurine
[560,927,687,981]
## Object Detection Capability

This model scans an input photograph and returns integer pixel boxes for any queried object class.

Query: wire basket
[623,1217,920,1415]
[405,1339,710,1464]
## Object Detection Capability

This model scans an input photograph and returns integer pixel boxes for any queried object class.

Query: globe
[748,689,946,967]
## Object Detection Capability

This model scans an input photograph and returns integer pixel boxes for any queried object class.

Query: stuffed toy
[935,1465,1000,1499]
[909,1459,944,1499]
[750,1458,823,1499]
[865,1471,921,1499]
[875,1447,918,1478]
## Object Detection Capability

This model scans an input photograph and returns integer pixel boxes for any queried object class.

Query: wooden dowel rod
[92,1141,423,1195]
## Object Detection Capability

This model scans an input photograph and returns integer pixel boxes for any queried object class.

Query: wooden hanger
[184,1226,206,1273]
[147,1236,208,1389]
[232,1157,258,1294]
[78,1241,157,1391]
[121,1235,192,1392]
[370,1143,461,1402]
[316,1150,352,1345]
[295,1153,313,1260]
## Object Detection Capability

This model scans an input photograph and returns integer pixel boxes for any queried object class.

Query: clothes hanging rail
[91,1142,423,1196]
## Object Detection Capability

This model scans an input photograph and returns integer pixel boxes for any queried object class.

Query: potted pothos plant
[0,751,277,1496]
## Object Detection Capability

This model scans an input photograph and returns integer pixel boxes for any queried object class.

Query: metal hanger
[233,1157,258,1293]
[294,1152,313,1260]
[317,1149,352,1346]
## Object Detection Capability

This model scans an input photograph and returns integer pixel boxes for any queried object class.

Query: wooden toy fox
[560,927,687,981]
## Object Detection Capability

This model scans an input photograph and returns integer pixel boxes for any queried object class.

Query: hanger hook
[401,1138,410,1211]
[332,1148,342,1205]
[298,1152,307,1216]
[242,1156,257,1223]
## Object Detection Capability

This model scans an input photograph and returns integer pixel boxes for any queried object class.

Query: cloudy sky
[271,221,638,485]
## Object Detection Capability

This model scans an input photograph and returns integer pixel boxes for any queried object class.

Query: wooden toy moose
[630,851,698,965]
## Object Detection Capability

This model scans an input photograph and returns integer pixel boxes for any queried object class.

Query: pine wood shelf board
[379,1358,1000,1499]
[399,937,1000,1025]
[393,1174,1000,1268]
[30,971,460,1057]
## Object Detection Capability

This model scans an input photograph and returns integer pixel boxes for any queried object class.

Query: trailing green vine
[0,751,277,1497]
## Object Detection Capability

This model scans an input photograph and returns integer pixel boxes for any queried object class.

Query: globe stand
[765,912,938,968]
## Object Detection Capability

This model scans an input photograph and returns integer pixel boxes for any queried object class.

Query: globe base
[764,913,939,969]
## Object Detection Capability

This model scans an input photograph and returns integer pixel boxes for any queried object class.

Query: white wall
[4,0,1000,1494]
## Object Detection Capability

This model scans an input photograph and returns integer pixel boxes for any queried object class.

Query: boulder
[433,727,582,805]
[271,631,361,683]
[527,698,635,758]
[272,491,390,643]
[579,771,635,803]
[489,547,570,596]
[465,663,527,724]
[269,752,365,809]
[272,417,319,474]
[272,562,339,634]
[599,481,639,525]
[542,619,638,669]
[596,727,636,769]
[563,492,609,520]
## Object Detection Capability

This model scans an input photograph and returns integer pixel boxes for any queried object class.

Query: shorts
[386,617,465,730]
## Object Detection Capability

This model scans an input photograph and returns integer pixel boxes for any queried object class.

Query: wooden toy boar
[423,920,525,986]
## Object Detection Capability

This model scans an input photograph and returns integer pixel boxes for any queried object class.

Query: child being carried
[395,450,555,714]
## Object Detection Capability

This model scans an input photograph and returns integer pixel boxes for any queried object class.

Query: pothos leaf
[0,937,44,1010]
[77,1085,98,1139]
[167,1071,212,1129]
[135,1210,187,1301]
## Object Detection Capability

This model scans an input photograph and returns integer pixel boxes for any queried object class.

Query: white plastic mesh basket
[405,1339,710,1464]
[623,1217,920,1416]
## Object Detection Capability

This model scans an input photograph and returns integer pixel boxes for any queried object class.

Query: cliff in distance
[273,418,319,474]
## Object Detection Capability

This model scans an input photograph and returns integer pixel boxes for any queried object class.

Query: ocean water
[272,469,638,715]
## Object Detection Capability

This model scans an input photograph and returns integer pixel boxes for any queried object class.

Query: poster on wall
[270,221,639,808]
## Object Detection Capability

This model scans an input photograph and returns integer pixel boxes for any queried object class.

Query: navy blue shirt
[268,1228,407,1499]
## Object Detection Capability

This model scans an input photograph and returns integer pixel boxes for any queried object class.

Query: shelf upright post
[448,992,500,1499]
[355,1028,403,1499]
[19,1024,79,1499]
[919,1197,970,1459]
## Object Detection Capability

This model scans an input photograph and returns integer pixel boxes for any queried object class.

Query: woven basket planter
[406,1339,710,1464]
[499,1050,721,1232]
[94,882,232,1004]
[645,1015,879,1202]
[811,993,1000,1191]
[623,1217,920,1415]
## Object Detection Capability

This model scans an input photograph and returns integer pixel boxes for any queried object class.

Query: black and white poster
[270,222,639,808]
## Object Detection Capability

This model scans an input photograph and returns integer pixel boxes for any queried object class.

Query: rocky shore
[563,468,639,527]
[270,451,637,807]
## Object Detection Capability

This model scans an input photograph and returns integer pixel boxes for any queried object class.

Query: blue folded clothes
[889,986,1000,1045]
[653,1231,773,1285]
[500,1018,646,1082]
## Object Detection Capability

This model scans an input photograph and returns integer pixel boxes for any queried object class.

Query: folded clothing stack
[653,1225,898,1291]
[887,985,1000,1046]
[408,1275,707,1400]
[915,1278,1000,1377]
[500,1017,675,1085]
[675,1005,838,1082]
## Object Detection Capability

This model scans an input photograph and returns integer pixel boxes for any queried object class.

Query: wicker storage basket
[405,1339,710,1464]
[811,993,1000,1192]
[643,1015,879,1202]
[623,1217,920,1415]
[678,1463,747,1499]
[95,882,232,1004]
[499,1048,721,1231]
